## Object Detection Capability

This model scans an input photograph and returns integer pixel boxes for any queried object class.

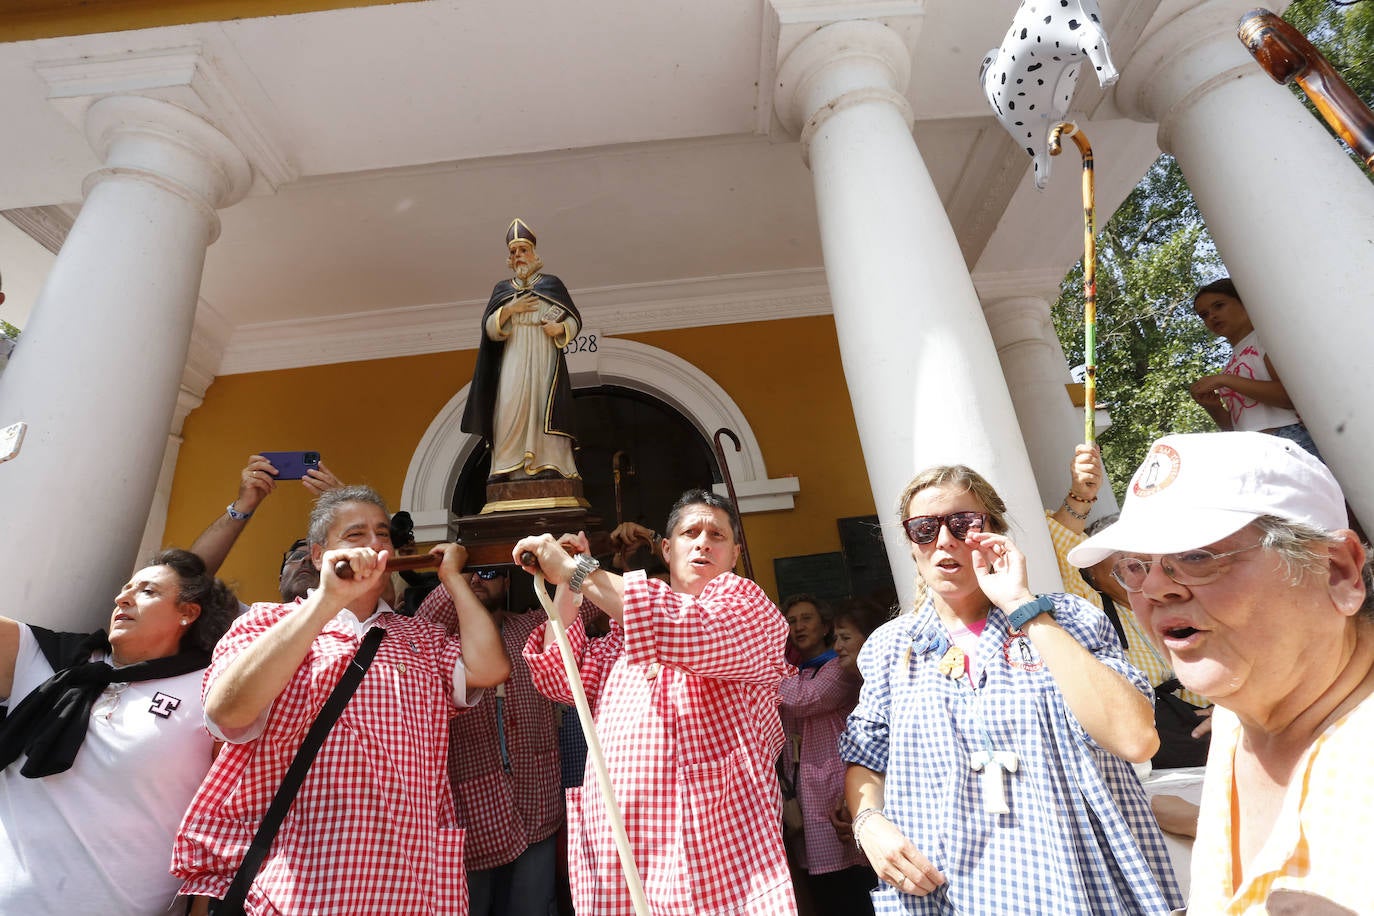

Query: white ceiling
[0,0,1166,371]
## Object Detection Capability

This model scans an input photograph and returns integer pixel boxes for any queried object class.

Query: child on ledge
[1189,277,1320,458]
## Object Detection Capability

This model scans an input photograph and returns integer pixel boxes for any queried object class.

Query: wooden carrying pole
[1049,121,1099,445]
[1240,8,1374,171]
[523,556,651,916]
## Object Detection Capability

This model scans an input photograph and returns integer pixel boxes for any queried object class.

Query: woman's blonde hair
[895,465,1008,612]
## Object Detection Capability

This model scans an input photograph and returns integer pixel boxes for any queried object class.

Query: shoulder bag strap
[213,625,386,915]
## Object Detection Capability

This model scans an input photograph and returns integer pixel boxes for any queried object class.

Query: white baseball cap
[1068,431,1347,567]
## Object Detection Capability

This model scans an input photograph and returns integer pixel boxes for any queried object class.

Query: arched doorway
[401,337,798,543]
[452,386,718,534]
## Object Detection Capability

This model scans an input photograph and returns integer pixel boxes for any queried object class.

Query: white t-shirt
[0,625,214,915]
[1221,330,1302,432]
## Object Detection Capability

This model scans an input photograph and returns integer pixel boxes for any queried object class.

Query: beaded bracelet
[851,807,884,854]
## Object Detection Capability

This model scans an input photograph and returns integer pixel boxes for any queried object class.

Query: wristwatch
[568,554,601,593]
[1007,595,1055,631]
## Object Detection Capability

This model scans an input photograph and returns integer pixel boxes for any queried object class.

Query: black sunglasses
[901,511,988,545]
[472,568,504,580]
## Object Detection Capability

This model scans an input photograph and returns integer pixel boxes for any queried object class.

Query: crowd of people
[1,278,1369,915]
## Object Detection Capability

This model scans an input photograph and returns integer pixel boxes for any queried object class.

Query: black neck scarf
[0,629,209,778]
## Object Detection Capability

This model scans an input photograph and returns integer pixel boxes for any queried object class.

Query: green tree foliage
[1051,0,1372,497]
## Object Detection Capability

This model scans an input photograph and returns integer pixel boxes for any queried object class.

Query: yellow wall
[164,315,878,604]
[0,0,422,42]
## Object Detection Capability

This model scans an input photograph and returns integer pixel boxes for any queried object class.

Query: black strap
[1097,592,1131,650]
[213,626,386,915]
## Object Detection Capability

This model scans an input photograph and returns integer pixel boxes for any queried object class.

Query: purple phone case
[260,450,321,480]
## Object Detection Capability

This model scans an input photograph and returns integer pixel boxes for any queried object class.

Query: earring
[180,619,189,627]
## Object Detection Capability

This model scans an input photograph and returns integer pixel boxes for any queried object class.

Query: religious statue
[461,219,583,487]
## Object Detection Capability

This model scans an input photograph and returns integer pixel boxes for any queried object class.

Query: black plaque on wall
[838,515,896,601]
[773,551,852,604]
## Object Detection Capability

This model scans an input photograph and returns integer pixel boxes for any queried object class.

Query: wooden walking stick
[1049,121,1099,445]
[521,550,651,916]
[712,427,755,580]
[1239,8,1374,171]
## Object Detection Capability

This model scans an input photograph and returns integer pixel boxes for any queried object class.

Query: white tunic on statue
[0,625,213,915]
[485,304,579,477]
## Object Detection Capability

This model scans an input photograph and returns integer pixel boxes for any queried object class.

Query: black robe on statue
[460,272,582,452]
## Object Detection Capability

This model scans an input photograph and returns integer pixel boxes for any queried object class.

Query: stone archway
[400,337,799,541]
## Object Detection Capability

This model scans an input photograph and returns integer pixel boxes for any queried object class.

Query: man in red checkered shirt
[172,486,511,914]
[515,489,798,915]
[423,568,562,915]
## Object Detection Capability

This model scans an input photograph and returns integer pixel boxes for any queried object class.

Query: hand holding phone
[259,450,322,481]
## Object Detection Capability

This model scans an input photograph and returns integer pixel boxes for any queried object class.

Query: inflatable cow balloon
[980,0,1119,190]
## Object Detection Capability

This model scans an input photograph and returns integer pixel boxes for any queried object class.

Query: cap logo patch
[1133,443,1181,497]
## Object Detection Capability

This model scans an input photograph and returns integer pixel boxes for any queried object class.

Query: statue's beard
[512,256,543,281]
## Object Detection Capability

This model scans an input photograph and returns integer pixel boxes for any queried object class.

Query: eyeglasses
[280,539,310,574]
[901,511,988,545]
[1110,543,1263,592]
[471,568,504,580]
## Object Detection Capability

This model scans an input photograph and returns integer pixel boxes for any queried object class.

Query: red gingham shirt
[778,657,865,874]
[524,571,798,915]
[172,600,470,914]
[420,589,562,871]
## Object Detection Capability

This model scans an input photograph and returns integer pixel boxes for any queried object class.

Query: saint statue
[461,219,583,484]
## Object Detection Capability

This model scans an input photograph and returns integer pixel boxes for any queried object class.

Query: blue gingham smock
[839,593,1182,915]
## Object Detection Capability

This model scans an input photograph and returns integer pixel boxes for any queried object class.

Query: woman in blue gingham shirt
[839,465,1182,915]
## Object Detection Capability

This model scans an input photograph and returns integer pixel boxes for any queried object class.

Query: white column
[982,293,1121,520]
[775,20,1063,607]
[135,386,207,565]
[1116,0,1374,525]
[0,95,249,630]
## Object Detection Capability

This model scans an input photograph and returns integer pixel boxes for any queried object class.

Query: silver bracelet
[1059,500,1089,521]
[851,807,884,853]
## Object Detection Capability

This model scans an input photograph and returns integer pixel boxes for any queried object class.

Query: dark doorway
[452,386,719,535]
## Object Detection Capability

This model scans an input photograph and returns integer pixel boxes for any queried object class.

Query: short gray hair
[1252,515,1373,620]
[308,485,390,546]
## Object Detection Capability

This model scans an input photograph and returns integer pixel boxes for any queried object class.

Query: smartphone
[260,450,321,480]
[0,421,26,465]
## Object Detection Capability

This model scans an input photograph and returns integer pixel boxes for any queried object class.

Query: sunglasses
[901,511,988,545]
[1111,543,1262,592]
[471,568,504,580]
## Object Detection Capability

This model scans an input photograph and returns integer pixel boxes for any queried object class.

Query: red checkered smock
[523,570,798,915]
[778,657,865,875]
[172,601,470,915]
[420,589,562,871]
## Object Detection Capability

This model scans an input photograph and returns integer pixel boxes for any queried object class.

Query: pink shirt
[779,656,865,874]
